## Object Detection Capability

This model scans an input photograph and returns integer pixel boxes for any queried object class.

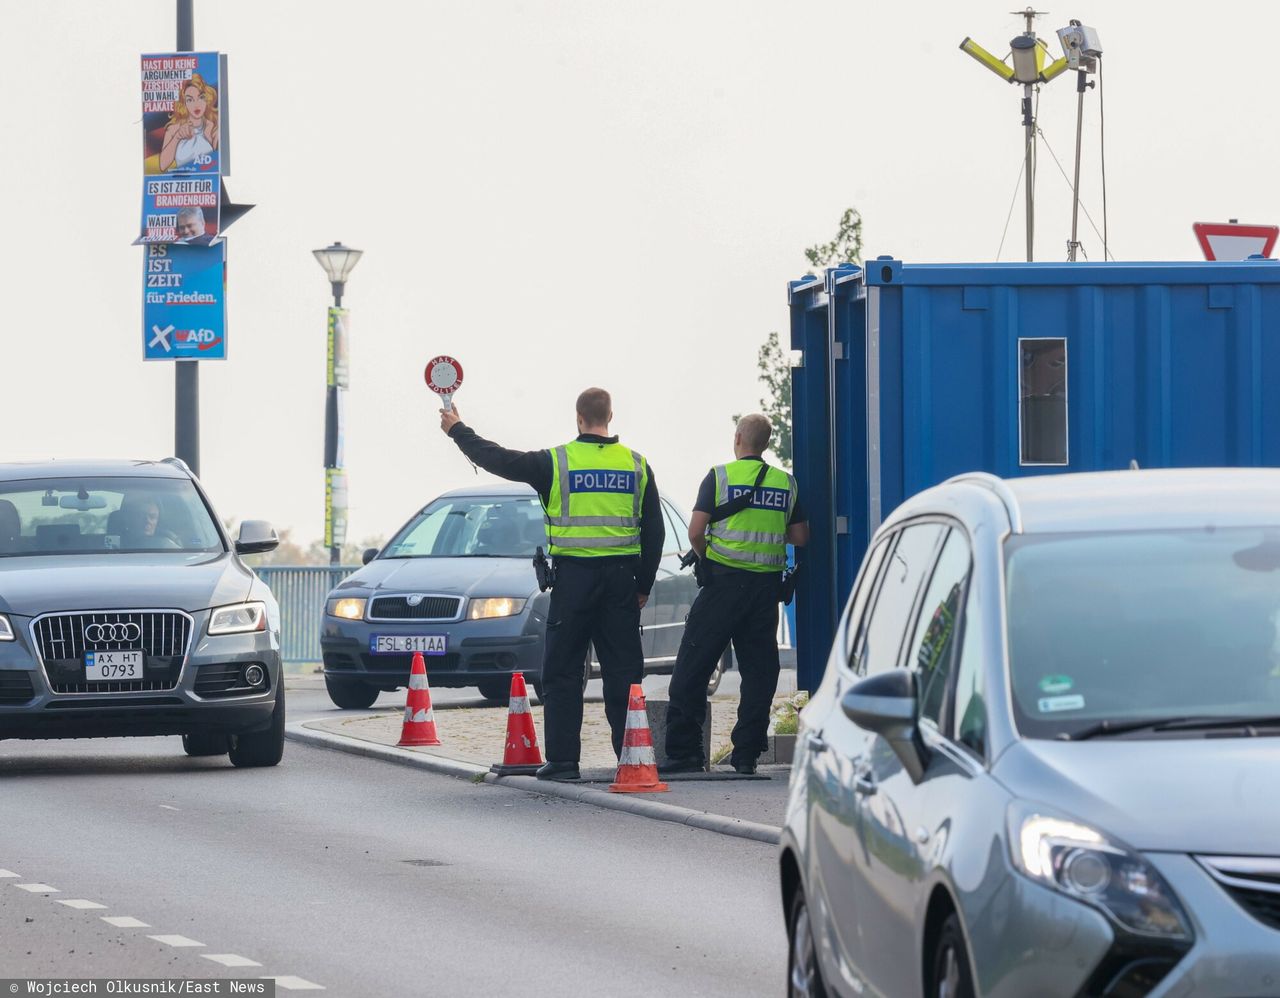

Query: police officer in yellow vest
[440,388,662,781]
[663,414,809,774]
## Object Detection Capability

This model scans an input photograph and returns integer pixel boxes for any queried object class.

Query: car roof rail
[160,456,192,475]
[943,472,1024,534]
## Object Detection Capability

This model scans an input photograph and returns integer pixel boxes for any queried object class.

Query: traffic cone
[609,684,669,794]
[397,652,441,747]
[490,672,544,776]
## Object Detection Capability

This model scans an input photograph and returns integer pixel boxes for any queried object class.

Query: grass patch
[769,691,810,736]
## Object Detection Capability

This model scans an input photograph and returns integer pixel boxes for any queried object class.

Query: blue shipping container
[788,256,1280,690]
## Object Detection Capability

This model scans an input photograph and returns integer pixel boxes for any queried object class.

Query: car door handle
[806,733,828,754]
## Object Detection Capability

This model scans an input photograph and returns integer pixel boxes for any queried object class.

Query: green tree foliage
[804,206,863,271]
[736,208,865,469]
[734,331,793,468]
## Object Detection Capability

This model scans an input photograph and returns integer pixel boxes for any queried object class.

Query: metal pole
[326,281,344,565]
[174,0,199,475]
[1068,69,1087,262]
[1023,83,1035,262]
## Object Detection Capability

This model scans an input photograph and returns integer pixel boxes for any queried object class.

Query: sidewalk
[288,682,794,841]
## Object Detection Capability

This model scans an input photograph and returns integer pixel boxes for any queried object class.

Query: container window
[1019,338,1068,465]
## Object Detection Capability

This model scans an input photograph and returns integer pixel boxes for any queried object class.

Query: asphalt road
[0,729,787,995]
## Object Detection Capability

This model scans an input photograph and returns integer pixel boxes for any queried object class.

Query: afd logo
[728,485,790,511]
[568,469,636,494]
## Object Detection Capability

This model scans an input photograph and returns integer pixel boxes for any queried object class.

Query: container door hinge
[832,342,845,360]
[835,516,849,535]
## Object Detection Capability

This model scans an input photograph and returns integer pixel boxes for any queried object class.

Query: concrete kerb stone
[285,722,487,781]
[483,773,782,844]
[285,721,782,845]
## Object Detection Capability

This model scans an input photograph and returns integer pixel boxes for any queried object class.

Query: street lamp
[312,241,363,307]
[313,241,362,566]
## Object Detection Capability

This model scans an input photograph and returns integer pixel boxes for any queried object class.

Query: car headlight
[326,597,367,620]
[207,601,268,635]
[0,614,13,642]
[1008,803,1192,940]
[467,597,527,620]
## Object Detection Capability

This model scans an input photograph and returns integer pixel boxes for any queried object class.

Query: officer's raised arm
[438,404,554,497]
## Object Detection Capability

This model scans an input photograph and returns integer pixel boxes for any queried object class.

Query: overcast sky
[2,1,1278,546]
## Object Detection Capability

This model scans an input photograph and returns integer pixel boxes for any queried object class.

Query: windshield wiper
[1064,715,1280,740]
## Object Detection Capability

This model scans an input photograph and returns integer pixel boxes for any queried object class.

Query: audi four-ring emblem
[84,622,142,644]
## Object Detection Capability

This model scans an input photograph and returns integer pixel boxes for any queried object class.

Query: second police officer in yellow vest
[440,388,661,781]
[663,414,809,774]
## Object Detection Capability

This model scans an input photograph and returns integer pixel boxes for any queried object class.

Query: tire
[182,732,230,757]
[787,886,828,998]
[324,674,380,710]
[929,913,976,998]
[476,678,511,702]
[707,646,732,696]
[229,685,285,769]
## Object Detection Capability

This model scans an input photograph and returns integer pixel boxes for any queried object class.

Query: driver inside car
[119,497,179,549]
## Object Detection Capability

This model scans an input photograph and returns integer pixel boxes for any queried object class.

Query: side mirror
[362,547,379,566]
[235,520,279,555]
[841,669,928,783]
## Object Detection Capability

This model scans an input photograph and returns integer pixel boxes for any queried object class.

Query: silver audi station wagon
[0,459,285,767]
[781,469,1280,998]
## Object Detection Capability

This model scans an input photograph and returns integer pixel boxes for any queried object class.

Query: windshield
[384,496,545,558]
[0,476,224,557]
[1005,528,1280,739]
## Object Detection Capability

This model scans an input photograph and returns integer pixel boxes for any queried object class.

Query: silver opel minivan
[781,469,1280,997]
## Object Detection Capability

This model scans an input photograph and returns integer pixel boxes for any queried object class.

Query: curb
[482,773,781,844]
[285,722,488,781]
[285,722,782,845]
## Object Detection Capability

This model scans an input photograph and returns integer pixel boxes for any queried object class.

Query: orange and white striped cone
[490,672,544,776]
[397,652,441,747]
[609,684,669,794]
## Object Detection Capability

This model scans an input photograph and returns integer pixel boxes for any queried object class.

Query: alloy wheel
[938,945,960,998]
[789,899,818,998]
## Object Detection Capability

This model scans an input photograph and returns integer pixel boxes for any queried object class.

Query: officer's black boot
[536,761,581,781]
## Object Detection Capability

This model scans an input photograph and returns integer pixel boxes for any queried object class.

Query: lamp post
[312,242,363,566]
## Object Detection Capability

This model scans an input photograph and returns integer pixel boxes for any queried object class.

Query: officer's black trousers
[665,569,781,766]
[541,557,644,763]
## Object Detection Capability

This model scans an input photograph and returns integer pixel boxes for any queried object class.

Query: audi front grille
[32,611,193,694]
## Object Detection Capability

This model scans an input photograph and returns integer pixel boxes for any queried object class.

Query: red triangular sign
[1193,222,1279,261]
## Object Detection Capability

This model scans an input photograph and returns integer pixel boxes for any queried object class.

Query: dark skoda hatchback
[0,459,286,767]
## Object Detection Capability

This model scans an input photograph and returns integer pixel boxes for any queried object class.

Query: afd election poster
[143,243,227,361]
[139,175,220,243]
[141,52,222,176]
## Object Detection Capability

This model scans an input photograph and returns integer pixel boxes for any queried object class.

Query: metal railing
[255,565,358,664]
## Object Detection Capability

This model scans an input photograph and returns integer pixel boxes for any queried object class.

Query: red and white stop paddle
[425,355,464,410]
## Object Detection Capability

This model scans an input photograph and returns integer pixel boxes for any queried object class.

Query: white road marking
[15,883,59,893]
[56,899,107,910]
[148,934,204,948]
[202,954,262,968]
[0,869,20,878]
[102,916,150,928]
[158,805,180,811]
[263,978,325,992]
